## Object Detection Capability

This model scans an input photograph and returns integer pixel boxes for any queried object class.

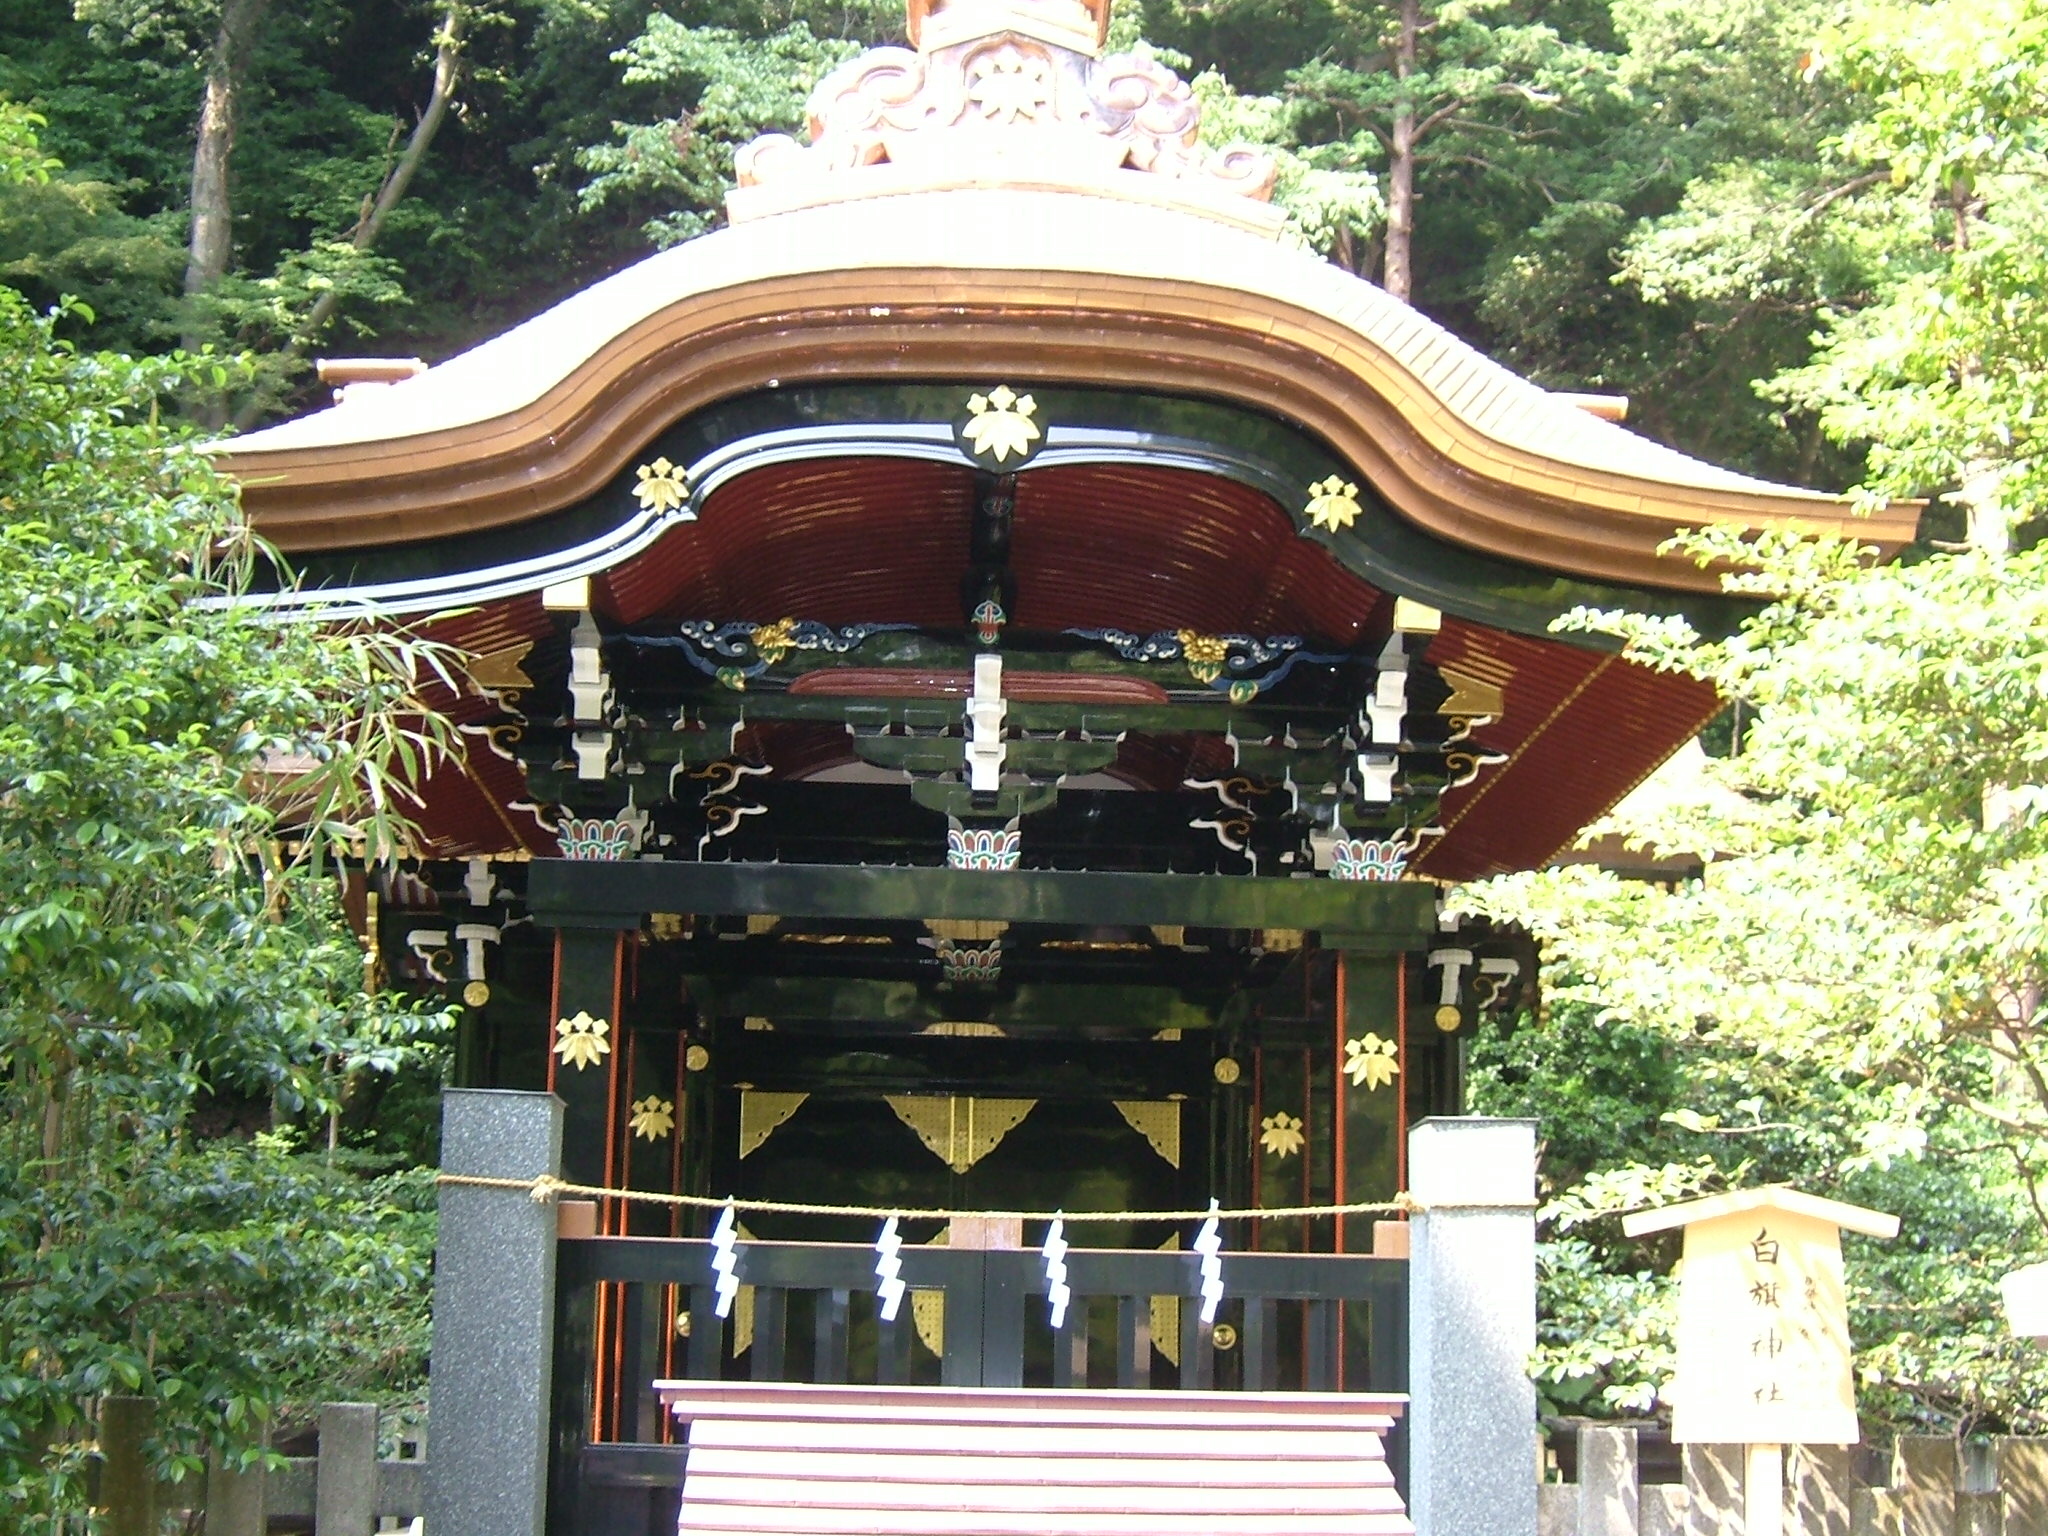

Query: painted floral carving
[1260,1111,1305,1160]
[558,813,645,861]
[972,598,1006,645]
[947,825,1022,870]
[749,617,798,664]
[1329,837,1408,881]
[1305,476,1362,533]
[633,456,689,514]
[629,1095,676,1141]
[962,385,1041,464]
[555,1011,612,1071]
[937,939,1004,983]
[1343,1033,1400,1091]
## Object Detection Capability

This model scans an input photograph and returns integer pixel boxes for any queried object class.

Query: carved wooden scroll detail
[731,1,1278,231]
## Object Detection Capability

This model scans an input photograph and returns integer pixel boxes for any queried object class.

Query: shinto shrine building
[215,1,1917,1530]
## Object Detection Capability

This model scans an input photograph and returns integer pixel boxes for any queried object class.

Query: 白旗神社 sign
[1624,1186,1899,1536]
[1624,1186,1898,1445]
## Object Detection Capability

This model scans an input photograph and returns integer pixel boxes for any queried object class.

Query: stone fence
[98,1396,423,1536]
[1539,1422,2048,1536]
[103,1393,2048,1536]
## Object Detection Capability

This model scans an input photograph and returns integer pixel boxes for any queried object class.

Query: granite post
[313,1402,377,1536]
[1408,1116,1539,1536]
[422,1089,564,1536]
[1578,1424,1640,1536]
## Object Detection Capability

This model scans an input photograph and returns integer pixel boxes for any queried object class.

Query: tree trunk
[1383,0,1420,301]
[182,0,273,341]
[229,2,465,432]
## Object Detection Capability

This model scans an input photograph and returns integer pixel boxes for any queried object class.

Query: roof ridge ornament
[729,0,1281,234]
[908,0,1109,55]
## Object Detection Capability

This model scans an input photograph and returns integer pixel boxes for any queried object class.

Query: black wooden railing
[548,1235,1408,1536]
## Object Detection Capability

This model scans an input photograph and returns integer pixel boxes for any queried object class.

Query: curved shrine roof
[220,0,1922,880]
[224,187,1913,589]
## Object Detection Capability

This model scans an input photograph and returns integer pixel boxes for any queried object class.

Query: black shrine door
[704,1022,1216,1384]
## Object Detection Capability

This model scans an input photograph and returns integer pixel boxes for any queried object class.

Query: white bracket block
[454,923,501,981]
[567,611,612,724]
[405,928,451,984]
[1357,754,1398,803]
[1428,947,1475,1007]
[1366,667,1408,745]
[572,730,612,781]
[965,652,1008,793]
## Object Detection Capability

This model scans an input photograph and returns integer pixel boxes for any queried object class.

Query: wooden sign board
[1623,1187,1898,1448]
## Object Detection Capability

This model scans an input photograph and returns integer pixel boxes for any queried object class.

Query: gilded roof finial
[728,0,1279,233]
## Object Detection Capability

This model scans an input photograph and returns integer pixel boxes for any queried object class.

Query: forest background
[6,0,2048,1509]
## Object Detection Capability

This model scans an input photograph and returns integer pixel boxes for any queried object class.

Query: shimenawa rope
[434,1172,1438,1223]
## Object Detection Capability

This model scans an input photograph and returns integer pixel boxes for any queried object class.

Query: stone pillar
[422,1089,564,1536]
[1788,1443,1855,1536]
[1578,1424,1640,1536]
[100,1395,157,1536]
[1999,1438,2048,1536]
[314,1402,378,1536]
[202,1447,267,1536]
[1682,1443,1743,1536]
[1408,1116,1538,1536]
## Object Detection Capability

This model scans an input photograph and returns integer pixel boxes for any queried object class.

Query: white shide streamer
[875,1215,906,1322]
[1041,1215,1071,1331]
[1193,1199,1225,1325]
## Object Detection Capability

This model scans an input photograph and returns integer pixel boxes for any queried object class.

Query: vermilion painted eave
[386,462,1731,878]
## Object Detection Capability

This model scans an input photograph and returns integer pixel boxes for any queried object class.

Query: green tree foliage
[0,1,691,419]
[1472,990,2048,1430]
[1140,0,1866,478]
[1476,0,1867,480]
[576,9,867,247]
[1605,0,2048,520]
[0,120,456,1516]
[1766,0,2048,541]
[1145,0,1624,294]
[1461,530,2048,1429]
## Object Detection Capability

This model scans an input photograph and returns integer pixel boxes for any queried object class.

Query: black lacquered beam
[528,858,1437,936]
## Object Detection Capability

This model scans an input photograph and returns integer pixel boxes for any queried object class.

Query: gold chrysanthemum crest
[962,385,1042,464]
[1259,1111,1305,1160]
[629,1095,676,1141]
[1343,1032,1400,1091]
[1175,629,1230,684]
[749,617,798,664]
[554,1010,612,1071]
[1305,476,1362,532]
[633,456,689,514]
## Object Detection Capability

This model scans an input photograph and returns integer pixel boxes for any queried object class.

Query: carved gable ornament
[729,0,1280,234]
